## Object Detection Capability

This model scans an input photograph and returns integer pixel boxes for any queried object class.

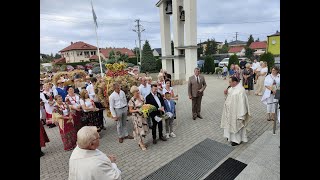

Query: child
[222,64,228,80]
[163,92,176,139]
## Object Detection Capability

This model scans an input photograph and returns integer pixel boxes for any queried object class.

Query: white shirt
[166,99,171,110]
[109,90,127,117]
[65,94,81,109]
[68,146,121,180]
[163,87,173,95]
[223,67,228,72]
[194,75,200,83]
[260,67,268,76]
[139,84,151,99]
[88,69,92,75]
[152,92,162,108]
[80,99,94,112]
[86,84,97,102]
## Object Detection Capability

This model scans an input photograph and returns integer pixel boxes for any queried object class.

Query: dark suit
[188,75,207,118]
[146,92,165,140]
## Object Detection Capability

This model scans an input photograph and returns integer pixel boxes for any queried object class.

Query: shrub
[259,52,275,73]
[228,54,239,69]
[203,55,215,74]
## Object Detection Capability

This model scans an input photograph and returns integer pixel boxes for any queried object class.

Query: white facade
[156,0,197,81]
[61,50,97,63]
[253,49,266,55]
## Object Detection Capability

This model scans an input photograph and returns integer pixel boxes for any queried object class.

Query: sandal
[139,144,147,151]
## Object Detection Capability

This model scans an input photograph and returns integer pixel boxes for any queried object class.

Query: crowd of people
[40,61,279,179]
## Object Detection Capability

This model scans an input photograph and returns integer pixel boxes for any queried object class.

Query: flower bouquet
[140,104,157,118]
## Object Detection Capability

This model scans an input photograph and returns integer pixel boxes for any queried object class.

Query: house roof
[228,46,244,53]
[153,48,162,54]
[53,57,66,64]
[249,41,267,49]
[59,41,97,52]
[100,48,135,58]
[229,40,247,46]
[268,31,280,37]
[89,55,99,60]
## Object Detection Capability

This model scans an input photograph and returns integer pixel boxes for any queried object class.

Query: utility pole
[235,32,238,41]
[135,40,138,65]
[133,19,145,65]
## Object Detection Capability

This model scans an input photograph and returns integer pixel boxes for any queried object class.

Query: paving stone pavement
[40,74,278,180]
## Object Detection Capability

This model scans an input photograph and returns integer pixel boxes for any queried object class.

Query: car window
[221,59,229,62]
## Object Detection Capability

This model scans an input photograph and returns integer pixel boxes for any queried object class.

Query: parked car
[218,58,229,68]
[197,60,205,69]
[214,60,220,67]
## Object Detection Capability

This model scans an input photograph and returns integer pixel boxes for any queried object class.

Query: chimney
[71,41,73,45]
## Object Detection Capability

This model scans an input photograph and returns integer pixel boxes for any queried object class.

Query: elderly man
[68,126,121,180]
[221,77,251,146]
[109,82,134,143]
[188,67,207,120]
[139,77,151,99]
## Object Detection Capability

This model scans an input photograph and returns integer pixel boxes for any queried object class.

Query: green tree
[141,40,157,72]
[228,54,239,69]
[245,47,254,59]
[246,35,254,47]
[204,39,217,55]
[119,54,129,62]
[156,59,162,72]
[109,50,115,59]
[219,40,229,54]
[203,55,215,73]
[224,39,229,46]
[259,52,275,73]
[54,53,61,59]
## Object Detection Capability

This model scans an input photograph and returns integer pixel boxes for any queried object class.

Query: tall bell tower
[156,0,197,81]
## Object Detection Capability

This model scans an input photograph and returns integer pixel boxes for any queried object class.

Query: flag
[91,1,98,28]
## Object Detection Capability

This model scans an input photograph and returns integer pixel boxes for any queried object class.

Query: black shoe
[159,136,167,141]
[231,142,239,146]
[153,139,157,144]
[197,115,203,119]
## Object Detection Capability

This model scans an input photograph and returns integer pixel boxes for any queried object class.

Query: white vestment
[221,83,251,144]
[68,146,121,180]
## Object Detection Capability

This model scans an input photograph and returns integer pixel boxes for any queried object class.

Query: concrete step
[234,130,280,180]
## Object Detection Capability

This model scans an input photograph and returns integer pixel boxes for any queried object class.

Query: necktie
[197,76,200,84]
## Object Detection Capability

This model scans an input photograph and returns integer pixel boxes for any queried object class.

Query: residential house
[266,31,280,56]
[197,41,223,55]
[228,40,247,47]
[100,48,135,59]
[249,41,267,56]
[58,41,98,63]
[153,48,162,57]
[228,46,245,56]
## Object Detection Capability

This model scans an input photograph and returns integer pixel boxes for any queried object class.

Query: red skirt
[59,119,77,151]
[40,121,50,147]
[45,112,53,124]
[72,111,83,132]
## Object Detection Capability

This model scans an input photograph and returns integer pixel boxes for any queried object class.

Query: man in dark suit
[146,84,168,144]
[188,67,207,120]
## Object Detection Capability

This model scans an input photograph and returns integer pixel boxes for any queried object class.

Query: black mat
[204,158,247,180]
[142,138,234,180]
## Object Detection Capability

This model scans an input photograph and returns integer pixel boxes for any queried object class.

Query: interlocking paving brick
[40,74,276,180]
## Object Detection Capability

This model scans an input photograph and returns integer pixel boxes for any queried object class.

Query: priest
[221,77,251,146]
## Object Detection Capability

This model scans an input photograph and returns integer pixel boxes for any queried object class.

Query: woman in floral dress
[128,86,149,151]
[65,86,83,132]
[52,95,77,151]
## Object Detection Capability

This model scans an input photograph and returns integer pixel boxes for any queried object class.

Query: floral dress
[128,97,149,143]
[52,102,77,151]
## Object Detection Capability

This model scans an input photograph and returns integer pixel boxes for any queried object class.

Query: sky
[40,0,280,55]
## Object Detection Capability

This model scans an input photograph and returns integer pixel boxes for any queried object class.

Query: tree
[219,40,229,54]
[246,35,254,47]
[228,54,239,69]
[197,44,203,58]
[119,53,129,62]
[141,40,157,72]
[224,39,229,46]
[203,55,215,73]
[259,52,275,73]
[204,39,217,55]
[109,50,115,60]
[255,38,260,42]
[171,40,174,55]
[245,47,254,60]
[54,53,61,59]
